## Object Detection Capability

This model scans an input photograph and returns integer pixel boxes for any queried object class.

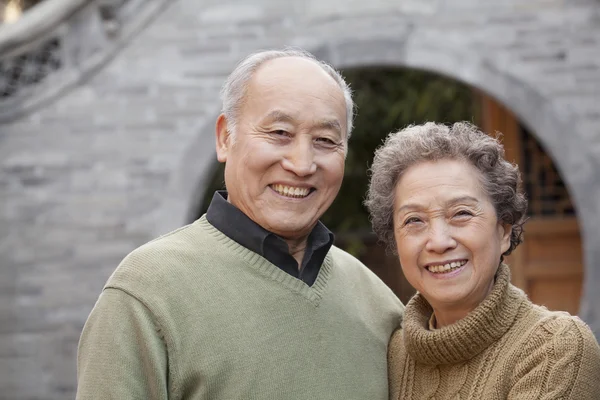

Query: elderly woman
[366,122,600,399]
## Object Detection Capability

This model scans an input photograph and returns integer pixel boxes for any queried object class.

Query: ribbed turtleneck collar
[403,264,528,365]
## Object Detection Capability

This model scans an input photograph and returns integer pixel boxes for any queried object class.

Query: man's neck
[286,238,308,270]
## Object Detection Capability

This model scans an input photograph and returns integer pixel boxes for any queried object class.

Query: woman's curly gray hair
[365,121,528,258]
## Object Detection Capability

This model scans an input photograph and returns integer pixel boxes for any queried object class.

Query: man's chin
[263,220,317,239]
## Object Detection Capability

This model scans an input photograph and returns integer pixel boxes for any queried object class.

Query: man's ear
[215,114,232,163]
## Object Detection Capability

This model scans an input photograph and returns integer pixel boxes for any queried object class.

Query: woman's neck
[431,279,494,328]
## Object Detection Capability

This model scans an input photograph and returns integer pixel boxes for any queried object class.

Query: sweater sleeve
[76,288,169,400]
[507,314,600,400]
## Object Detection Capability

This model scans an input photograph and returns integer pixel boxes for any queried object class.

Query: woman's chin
[422,274,474,307]
[424,291,470,308]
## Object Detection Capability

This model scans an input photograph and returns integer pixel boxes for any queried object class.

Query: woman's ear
[215,114,231,163]
[500,223,512,255]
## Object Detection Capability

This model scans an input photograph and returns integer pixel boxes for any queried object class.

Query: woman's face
[393,159,512,313]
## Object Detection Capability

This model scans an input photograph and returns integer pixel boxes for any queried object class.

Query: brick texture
[1,0,600,398]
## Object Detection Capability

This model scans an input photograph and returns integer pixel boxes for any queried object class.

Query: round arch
[156,38,600,336]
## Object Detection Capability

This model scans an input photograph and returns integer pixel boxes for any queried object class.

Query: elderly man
[76,49,403,399]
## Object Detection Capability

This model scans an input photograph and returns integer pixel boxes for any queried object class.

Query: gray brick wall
[1,0,600,398]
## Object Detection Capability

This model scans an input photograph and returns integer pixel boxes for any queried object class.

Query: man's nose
[281,139,317,176]
[425,221,457,253]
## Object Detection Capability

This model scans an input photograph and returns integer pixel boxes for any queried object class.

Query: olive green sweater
[388,264,600,399]
[77,216,403,399]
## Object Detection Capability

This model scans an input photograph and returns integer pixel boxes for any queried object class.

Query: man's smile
[269,184,316,199]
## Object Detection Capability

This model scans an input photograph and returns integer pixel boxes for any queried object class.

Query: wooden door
[479,93,583,314]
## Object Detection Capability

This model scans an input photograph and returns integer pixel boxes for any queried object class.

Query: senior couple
[76,49,600,399]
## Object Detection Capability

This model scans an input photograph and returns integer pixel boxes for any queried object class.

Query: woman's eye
[455,210,474,217]
[404,217,422,226]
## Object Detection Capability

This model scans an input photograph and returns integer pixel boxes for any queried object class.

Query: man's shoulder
[327,245,370,272]
[105,219,217,291]
[328,245,402,301]
[327,245,378,275]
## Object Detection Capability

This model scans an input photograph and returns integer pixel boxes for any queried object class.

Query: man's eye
[270,130,288,136]
[316,137,337,145]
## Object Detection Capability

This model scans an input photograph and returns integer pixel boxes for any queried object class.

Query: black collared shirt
[205,191,334,286]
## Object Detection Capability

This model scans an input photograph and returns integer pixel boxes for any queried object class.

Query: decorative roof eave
[0,0,89,58]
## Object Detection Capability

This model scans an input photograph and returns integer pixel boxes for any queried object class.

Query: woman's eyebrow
[446,196,479,207]
[397,196,479,215]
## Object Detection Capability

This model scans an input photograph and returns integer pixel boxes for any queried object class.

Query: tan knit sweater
[388,264,600,399]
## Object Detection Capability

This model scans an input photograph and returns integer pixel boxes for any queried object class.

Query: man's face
[216,57,347,240]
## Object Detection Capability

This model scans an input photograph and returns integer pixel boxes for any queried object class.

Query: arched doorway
[324,66,480,305]
[480,95,583,314]
[190,66,584,313]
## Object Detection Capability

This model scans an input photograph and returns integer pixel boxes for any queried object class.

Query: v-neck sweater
[77,216,403,399]
[388,264,600,399]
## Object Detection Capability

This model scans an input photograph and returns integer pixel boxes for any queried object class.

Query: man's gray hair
[220,48,355,139]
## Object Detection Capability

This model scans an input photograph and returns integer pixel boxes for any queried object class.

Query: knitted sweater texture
[388,264,600,400]
[77,216,403,400]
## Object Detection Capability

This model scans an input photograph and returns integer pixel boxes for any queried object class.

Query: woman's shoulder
[508,302,598,362]
[507,307,600,398]
[518,305,597,348]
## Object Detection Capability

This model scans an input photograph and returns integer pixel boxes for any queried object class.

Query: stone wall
[1,0,600,398]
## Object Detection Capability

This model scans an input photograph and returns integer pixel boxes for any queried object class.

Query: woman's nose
[425,222,457,253]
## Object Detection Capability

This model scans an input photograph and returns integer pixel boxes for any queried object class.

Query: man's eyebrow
[264,110,342,133]
[315,119,343,136]
[264,110,296,124]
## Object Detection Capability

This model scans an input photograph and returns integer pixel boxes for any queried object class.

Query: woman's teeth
[271,184,311,198]
[428,260,467,274]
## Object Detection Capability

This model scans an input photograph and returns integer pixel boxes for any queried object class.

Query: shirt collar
[205,190,334,276]
[206,190,271,255]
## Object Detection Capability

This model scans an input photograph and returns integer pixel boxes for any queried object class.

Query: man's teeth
[428,260,467,274]
[272,184,311,198]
